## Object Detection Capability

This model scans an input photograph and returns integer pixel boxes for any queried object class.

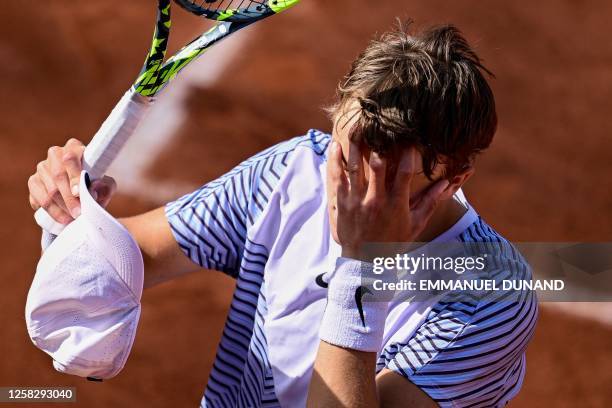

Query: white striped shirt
[165,129,538,407]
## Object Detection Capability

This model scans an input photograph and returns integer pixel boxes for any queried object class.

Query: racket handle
[84,89,153,179]
[35,89,154,249]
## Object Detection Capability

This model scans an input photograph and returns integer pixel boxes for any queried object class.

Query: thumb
[62,149,85,197]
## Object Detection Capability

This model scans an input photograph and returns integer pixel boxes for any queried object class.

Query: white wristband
[319,257,390,352]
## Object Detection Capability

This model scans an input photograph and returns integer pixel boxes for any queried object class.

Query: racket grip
[84,89,154,179]
[35,89,153,248]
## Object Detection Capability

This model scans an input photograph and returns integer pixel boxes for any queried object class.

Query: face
[326,99,451,243]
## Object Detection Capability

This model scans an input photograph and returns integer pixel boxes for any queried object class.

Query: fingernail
[72,206,81,218]
[71,184,79,196]
[91,190,98,201]
[331,141,338,153]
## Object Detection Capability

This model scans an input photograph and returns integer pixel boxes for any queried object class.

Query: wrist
[341,245,368,262]
[319,258,390,352]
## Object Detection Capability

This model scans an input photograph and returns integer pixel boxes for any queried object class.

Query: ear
[438,167,475,200]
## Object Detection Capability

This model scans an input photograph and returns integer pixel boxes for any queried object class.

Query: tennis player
[28,24,538,407]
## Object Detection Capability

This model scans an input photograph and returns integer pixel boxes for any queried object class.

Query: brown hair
[330,22,497,179]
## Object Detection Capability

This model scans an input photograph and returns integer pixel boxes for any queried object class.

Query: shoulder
[247,129,331,165]
[459,216,531,282]
[227,129,330,193]
[241,129,331,215]
[167,129,330,211]
[458,216,508,244]
[379,217,539,406]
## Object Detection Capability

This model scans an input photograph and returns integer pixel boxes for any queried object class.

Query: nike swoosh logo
[315,273,328,288]
[355,286,373,327]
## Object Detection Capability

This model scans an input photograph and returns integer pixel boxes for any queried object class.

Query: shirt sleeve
[380,288,538,407]
[164,142,290,277]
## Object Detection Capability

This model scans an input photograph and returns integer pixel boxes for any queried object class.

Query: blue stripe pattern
[166,130,330,407]
[166,129,537,407]
[377,218,539,407]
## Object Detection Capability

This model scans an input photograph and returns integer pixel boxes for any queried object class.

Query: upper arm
[120,207,199,288]
[164,161,254,277]
[120,155,257,287]
[376,368,437,408]
[377,289,538,407]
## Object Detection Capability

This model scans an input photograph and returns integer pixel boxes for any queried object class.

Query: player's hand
[28,138,117,224]
[327,138,449,260]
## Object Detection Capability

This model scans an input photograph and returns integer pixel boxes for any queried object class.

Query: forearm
[308,341,379,408]
[119,206,199,288]
[307,257,389,407]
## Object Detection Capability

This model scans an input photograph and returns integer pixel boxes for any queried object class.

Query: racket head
[174,0,299,23]
[135,0,299,96]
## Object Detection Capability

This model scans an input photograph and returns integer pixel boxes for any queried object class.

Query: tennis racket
[35,0,299,248]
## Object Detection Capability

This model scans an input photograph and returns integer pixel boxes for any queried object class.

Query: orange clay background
[1,1,611,407]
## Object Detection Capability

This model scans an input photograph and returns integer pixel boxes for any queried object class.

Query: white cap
[25,171,144,380]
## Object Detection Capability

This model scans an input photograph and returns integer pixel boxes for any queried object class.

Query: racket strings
[185,0,268,12]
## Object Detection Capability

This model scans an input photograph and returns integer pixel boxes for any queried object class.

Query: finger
[412,179,449,223]
[28,174,73,224]
[48,147,81,218]
[45,203,75,225]
[328,141,343,183]
[347,137,365,196]
[62,139,85,196]
[29,194,39,211]
[365,151,386,202]
[91,176,117,208]
[392,147,419,199]
[28,175,48,210]
[36,161,71,214]
[328,141,349,197]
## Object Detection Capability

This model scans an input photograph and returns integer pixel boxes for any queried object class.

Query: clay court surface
[1,0,611,406]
